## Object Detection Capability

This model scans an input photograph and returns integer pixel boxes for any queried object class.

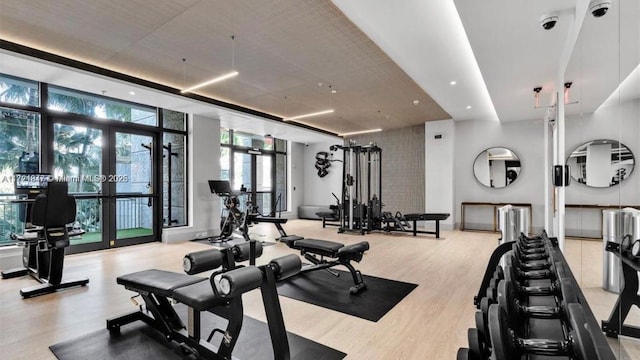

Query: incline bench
[280,235,369,294]
[107,242,301,360]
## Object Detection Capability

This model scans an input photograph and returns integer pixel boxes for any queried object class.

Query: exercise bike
[1,179,89,298]
[208,180,254,242]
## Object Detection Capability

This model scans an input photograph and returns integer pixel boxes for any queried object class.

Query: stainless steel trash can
[512,207,530,238]
[498,205,513,244]
[602,210,631,293]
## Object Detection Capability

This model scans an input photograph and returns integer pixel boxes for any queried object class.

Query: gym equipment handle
[517,337,570,356]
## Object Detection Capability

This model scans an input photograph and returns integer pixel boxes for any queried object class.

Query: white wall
[454,118,546,233]
[425,119,455,229]
[448,98,640,236]
[302,141,343,207]
[287,142,305,218]
[163,114,220,243]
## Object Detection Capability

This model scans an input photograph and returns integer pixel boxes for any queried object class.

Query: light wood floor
[0,220,639,359]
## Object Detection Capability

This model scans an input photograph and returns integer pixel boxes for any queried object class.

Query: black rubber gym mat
[49,310,346,360]
[276,269,418,322]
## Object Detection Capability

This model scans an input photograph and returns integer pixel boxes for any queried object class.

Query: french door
[50,118,159,253]
[232,151,274,215]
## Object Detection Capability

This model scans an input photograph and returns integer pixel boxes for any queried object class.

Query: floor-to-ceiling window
[220,129,287,215]
[0,73,188,251]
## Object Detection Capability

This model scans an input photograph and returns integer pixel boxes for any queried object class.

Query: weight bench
[402,213,450,238]
[280,236,369,294]
[107,243,301,360]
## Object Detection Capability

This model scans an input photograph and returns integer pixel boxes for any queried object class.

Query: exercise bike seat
[117,269,205,298]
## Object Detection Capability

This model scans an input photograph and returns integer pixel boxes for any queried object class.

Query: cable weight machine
[332,140,382,234]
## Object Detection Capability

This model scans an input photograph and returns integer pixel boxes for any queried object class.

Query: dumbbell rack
[465,233,616,360]
[601,241,640,339]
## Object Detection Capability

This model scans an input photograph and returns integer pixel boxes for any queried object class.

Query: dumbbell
[475,276,578,354]
[497,279,579,331]
[484,268,504,301]
[512,241,558,263]
[508,249,558,272]
[504,261,569,296]
[488,303,598,360]
[504,257,561,281]
[466,328,488,360]
[456,348,472,360]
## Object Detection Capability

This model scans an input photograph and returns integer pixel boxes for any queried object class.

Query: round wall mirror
[566,139,634,187]
[473,147,521,188]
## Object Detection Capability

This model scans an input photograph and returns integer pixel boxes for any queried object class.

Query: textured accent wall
[347,125,425,213]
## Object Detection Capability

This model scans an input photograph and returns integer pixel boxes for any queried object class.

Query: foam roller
[233,241,263,262]
[269,254,302,280]
[183,249,224,275]
[212,266,263,297]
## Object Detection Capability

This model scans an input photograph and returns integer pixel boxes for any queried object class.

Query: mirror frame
[566,139,635,188]
[473,147,521,189]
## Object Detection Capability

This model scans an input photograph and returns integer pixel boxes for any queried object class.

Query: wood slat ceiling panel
[0,0,450,133]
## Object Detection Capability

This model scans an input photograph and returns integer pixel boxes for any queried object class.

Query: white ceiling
[0,0,637,136]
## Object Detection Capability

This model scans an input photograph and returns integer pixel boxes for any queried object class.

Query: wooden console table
[566,204,640,239]
[460,202,532,234]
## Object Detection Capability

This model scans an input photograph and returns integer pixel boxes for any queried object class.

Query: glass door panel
[53,122,104,247]
[53,123,103,193]
[113,132,155,243]
[256,155,272,191]
[233,152,251,191]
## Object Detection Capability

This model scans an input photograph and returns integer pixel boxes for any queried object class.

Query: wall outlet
[195,232,207,239]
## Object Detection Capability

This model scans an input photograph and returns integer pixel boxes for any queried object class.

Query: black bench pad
[172,280,226,311]
[316,211,338,219]
[403,213,450,221]
[254,216,288,224]
[117,269,205,298]
[338,242,369,255]
[295,239,344,254]
[280,235,304,247]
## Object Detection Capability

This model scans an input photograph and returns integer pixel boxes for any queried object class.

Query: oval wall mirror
[566,139,634,187]
[473,147,521,188]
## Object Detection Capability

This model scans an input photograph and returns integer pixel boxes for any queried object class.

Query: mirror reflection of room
[567,139,635,187]
[473,147,521,188]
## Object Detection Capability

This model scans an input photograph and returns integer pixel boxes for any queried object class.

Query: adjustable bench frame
[107,243,293,360]
[107,281,244,359]
[281,238,369,294]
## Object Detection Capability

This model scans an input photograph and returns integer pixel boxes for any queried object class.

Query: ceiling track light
[180,71,239,93]
[338,128,383,137]
[283,109,334,121]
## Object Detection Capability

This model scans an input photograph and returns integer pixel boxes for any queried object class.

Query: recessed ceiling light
[466,105,472,109]
[413,100,419,105]
[450,81,457,85]
[331,89,337,94]
[129,91,135,95]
